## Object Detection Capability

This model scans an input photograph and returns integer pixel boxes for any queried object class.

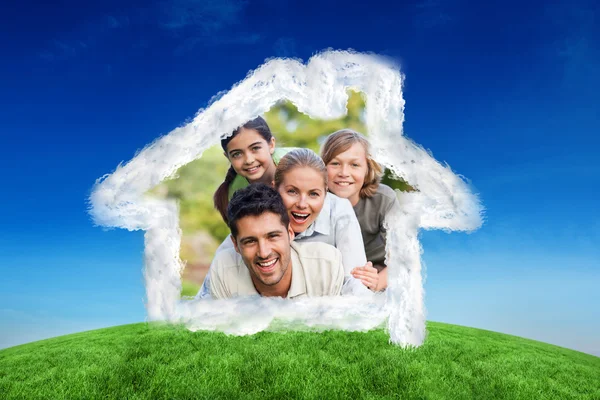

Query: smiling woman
[275,149,327,233]
[273,148,379,292]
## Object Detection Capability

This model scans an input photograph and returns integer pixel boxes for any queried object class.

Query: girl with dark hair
[213,116,289,224]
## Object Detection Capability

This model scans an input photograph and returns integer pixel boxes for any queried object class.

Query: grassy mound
[1,322,598,399]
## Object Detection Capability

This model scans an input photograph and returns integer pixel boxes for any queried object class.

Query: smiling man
[209,183,345,299]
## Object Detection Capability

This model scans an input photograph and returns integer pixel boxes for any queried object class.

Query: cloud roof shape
[89,50,483,347]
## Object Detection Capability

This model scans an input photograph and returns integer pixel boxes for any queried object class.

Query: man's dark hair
[227,183,290,238]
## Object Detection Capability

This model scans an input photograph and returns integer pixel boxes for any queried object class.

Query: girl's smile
[226,127,276,184]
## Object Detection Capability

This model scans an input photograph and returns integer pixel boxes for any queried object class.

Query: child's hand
[351,262,379,291]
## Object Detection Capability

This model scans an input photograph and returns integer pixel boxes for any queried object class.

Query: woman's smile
[277,166,326,234]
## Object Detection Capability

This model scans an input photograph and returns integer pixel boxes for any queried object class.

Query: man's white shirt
[209,241,345,299]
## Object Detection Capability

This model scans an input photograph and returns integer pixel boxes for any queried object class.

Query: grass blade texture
[1,321,599,399]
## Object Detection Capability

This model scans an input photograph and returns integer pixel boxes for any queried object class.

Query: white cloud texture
[88,50,483,347]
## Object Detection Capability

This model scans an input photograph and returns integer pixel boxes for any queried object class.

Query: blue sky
[1,0,598,355]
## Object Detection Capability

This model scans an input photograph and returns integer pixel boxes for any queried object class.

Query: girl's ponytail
[214,165,237,224]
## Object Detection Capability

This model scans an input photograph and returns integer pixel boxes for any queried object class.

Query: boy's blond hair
[321,129,383,199]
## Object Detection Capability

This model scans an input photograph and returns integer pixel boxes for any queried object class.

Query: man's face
[231,212,294,292]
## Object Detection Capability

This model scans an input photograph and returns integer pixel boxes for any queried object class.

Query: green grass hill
[1,322,598,399]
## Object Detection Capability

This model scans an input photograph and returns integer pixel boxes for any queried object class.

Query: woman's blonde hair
[274,148,327,189]
[321,129,383,199]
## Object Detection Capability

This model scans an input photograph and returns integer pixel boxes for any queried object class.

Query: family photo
[4,0,599,397]
[151,91,413,300]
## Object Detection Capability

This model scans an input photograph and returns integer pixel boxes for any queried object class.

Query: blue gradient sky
[1,0,598,355]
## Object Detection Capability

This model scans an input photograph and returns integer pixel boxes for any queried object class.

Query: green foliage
[2,322,599,399]
[157,145,231,242]
[264,91,368,152]
[382,168,414,192]
[181,280,201,298]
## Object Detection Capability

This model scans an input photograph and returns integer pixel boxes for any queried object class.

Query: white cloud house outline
[89,50,483,347]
